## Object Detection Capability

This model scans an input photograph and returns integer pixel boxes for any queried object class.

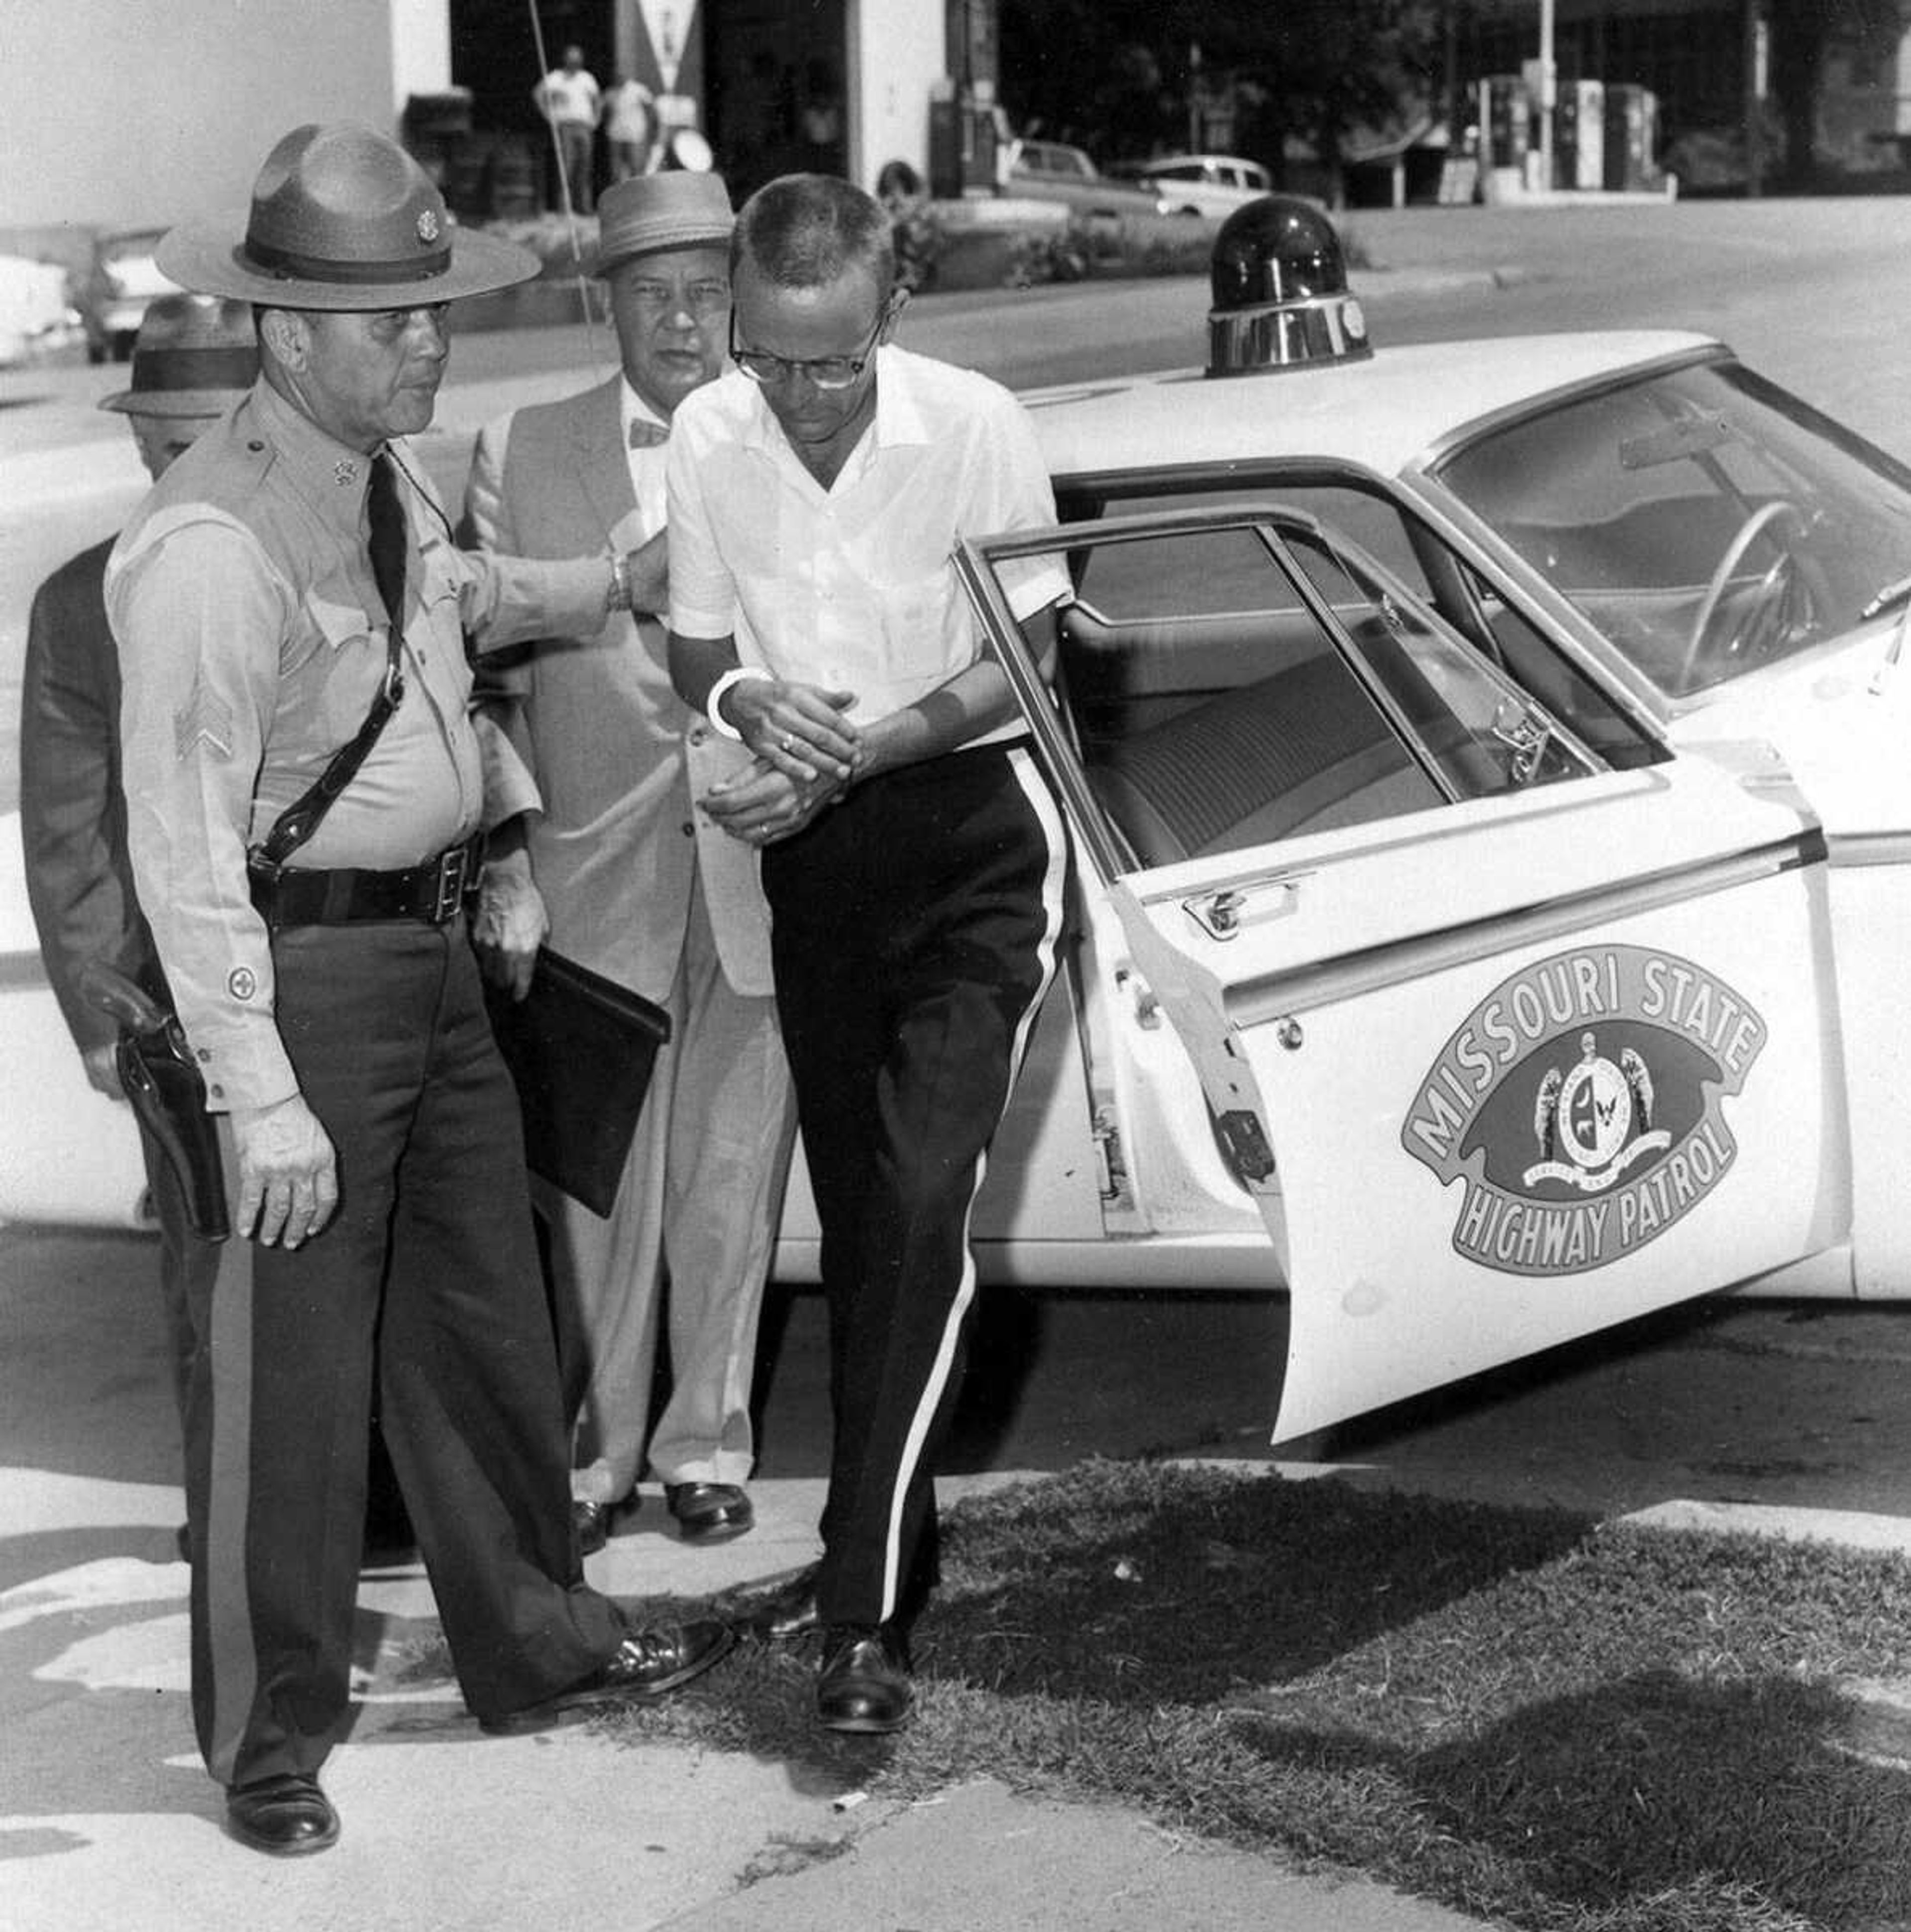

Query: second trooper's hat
[98,293,259,418]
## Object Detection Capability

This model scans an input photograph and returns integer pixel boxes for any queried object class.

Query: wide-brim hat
[157,121,538,311]
[100,293,259,418]
[594,169,734,279]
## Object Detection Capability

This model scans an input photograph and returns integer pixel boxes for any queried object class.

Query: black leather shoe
[816,1623,913,1734]
[481,1618,736,1735]
[224,1772,339,1856]
[573,1498,609,1556]
[720,1561,821,1641]
[666,1482,754,1542]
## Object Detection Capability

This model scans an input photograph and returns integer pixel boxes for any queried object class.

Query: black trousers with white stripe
[762,743,1065,1629]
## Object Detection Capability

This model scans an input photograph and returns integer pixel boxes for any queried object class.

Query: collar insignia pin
[334,458,358,487]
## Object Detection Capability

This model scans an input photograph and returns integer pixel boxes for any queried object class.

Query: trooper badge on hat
[99,294,259,419]
[157,122,539,311]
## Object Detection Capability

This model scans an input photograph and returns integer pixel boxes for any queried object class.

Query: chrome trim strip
[1826,830,1911,869]
[952,537,1129,883]
[1206,830,1824,1028]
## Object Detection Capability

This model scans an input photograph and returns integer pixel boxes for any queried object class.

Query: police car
[9,198,1911,1443]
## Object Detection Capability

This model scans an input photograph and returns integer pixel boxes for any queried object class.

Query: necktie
[628,418,669,450]
[366,448,409,635]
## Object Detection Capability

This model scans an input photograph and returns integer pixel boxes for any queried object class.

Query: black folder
[484,947,671,1217]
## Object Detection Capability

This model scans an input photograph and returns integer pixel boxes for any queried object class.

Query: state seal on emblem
[1526,1031,1669,1192]
[1400,945,1767,1277]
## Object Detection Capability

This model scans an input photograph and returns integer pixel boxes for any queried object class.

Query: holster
[80,961,230,1243]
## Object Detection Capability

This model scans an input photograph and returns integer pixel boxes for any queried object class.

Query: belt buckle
[431,842,471,923]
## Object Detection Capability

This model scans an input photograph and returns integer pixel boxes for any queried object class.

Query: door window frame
[956,498,1643,885]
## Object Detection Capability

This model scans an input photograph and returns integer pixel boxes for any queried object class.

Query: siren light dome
[1205,194,1374,378]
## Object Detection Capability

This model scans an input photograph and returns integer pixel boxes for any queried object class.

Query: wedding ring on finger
[778,733,795,754]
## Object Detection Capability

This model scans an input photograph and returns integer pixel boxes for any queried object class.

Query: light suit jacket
[464,375,773,999]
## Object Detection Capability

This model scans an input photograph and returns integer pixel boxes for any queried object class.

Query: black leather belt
[248,834,484,930]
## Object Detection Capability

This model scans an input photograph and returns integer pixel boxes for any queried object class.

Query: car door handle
[1182,876,1303,942]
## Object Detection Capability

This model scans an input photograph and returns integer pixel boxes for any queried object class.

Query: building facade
[1,0,989,257]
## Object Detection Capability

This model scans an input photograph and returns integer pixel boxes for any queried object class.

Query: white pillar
[389,0,451,112]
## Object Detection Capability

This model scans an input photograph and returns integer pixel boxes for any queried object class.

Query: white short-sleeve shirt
[666,344,1069,746]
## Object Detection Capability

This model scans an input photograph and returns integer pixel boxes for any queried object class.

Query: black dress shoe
[720,1561,821,1641]
[665,1481,754,1542]
[480,1618,736,1735]
[573,1498,609,1556]
[816,1623,913,1734]
[224,1772,339,1856]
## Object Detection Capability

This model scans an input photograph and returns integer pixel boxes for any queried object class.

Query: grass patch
[602,1462,1911,1931]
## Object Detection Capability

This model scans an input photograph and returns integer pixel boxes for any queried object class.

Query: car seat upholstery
[1085,652,1435,867]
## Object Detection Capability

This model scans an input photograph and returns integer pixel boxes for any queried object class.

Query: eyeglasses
[728,303,889,392]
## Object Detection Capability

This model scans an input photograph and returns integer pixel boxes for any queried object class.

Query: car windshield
[1433,359,1911,699]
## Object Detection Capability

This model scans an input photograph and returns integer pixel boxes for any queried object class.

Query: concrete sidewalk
[13,1459,1911,1932]
[0,1468,1490,1932]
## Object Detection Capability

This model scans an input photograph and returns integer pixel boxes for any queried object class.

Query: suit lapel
[573,376,639,544]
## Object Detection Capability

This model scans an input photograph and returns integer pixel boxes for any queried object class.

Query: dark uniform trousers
[762,743,1066,1630]
[188,916,621,1786]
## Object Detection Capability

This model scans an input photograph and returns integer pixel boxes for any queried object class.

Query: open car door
[958,504,1849,1441]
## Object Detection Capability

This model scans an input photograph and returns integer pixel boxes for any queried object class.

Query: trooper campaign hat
[99,293,259,418]
[594,169,734,279]
[157,121,539,311]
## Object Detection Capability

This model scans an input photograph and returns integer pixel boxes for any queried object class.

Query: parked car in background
[78,228,177,363]
[1133,152,1274,216]
[1003,137,1169,214]
[0,254,81,368]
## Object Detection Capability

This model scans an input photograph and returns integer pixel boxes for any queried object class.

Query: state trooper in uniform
[108,121,731,1859]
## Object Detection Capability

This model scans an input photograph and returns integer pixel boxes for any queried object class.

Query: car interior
[1038,479,1660,874]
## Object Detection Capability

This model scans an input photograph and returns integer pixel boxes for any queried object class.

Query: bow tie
[628,418,669,449]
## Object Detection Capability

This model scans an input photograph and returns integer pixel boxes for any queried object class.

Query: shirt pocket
[874,569,963,679]
[296,592,388,747]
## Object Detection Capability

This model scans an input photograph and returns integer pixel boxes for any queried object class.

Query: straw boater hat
[593,170,734,279]
[99,294,259,418]
[157,121,538,310]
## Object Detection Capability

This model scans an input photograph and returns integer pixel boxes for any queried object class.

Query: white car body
[10,326,1911,1439]
[1135,153,1275,218]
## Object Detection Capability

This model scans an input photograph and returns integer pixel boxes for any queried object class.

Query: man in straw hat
[107,122,732,1858]
[465,169,794,1560]
[22,293,258,1469]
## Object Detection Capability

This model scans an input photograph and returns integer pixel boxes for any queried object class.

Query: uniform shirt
[666,343,1069,746]
[108,378,615,1112]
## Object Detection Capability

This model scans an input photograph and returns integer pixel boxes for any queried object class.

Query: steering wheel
[1680,500,1817,689]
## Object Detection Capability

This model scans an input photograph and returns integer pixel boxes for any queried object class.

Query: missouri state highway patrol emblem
[1400,943,1767,1277]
